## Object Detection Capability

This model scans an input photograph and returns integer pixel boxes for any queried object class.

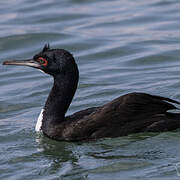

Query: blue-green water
[1,0,180,179]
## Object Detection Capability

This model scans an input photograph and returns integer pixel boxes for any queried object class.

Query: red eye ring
[38,57,48,66]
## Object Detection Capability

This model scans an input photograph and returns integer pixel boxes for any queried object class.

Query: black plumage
[3,44,180,141]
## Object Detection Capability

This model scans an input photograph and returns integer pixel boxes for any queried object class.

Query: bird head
[3,44,78,77]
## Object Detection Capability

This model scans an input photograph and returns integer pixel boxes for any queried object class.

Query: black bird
[3,44,180,141]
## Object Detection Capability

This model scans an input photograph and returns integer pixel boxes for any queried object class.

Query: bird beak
[2,59,41,68]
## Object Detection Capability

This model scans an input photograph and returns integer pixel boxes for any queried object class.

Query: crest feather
[42,44,50,52]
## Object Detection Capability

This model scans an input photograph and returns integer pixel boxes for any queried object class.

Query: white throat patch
[35,109,44,132]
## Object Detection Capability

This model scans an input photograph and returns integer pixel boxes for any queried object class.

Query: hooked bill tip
[3,61,10,65]
[2,60,19,65]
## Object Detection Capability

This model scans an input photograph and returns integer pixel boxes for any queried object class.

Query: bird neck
[42,68,79,130]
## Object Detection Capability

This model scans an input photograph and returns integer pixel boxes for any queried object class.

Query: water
[1,0,180,179]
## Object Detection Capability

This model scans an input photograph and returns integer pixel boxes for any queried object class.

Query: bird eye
[38,57,48,66]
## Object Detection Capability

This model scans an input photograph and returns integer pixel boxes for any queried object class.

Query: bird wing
[108,92,179,121]
[63,92,180,140]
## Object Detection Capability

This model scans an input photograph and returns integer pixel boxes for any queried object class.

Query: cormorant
[3,44,180,141]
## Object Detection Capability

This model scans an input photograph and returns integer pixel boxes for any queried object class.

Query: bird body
[40,92,180,141]
[3,44,180,141]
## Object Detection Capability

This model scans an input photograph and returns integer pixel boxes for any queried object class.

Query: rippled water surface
[1,0,180,179]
